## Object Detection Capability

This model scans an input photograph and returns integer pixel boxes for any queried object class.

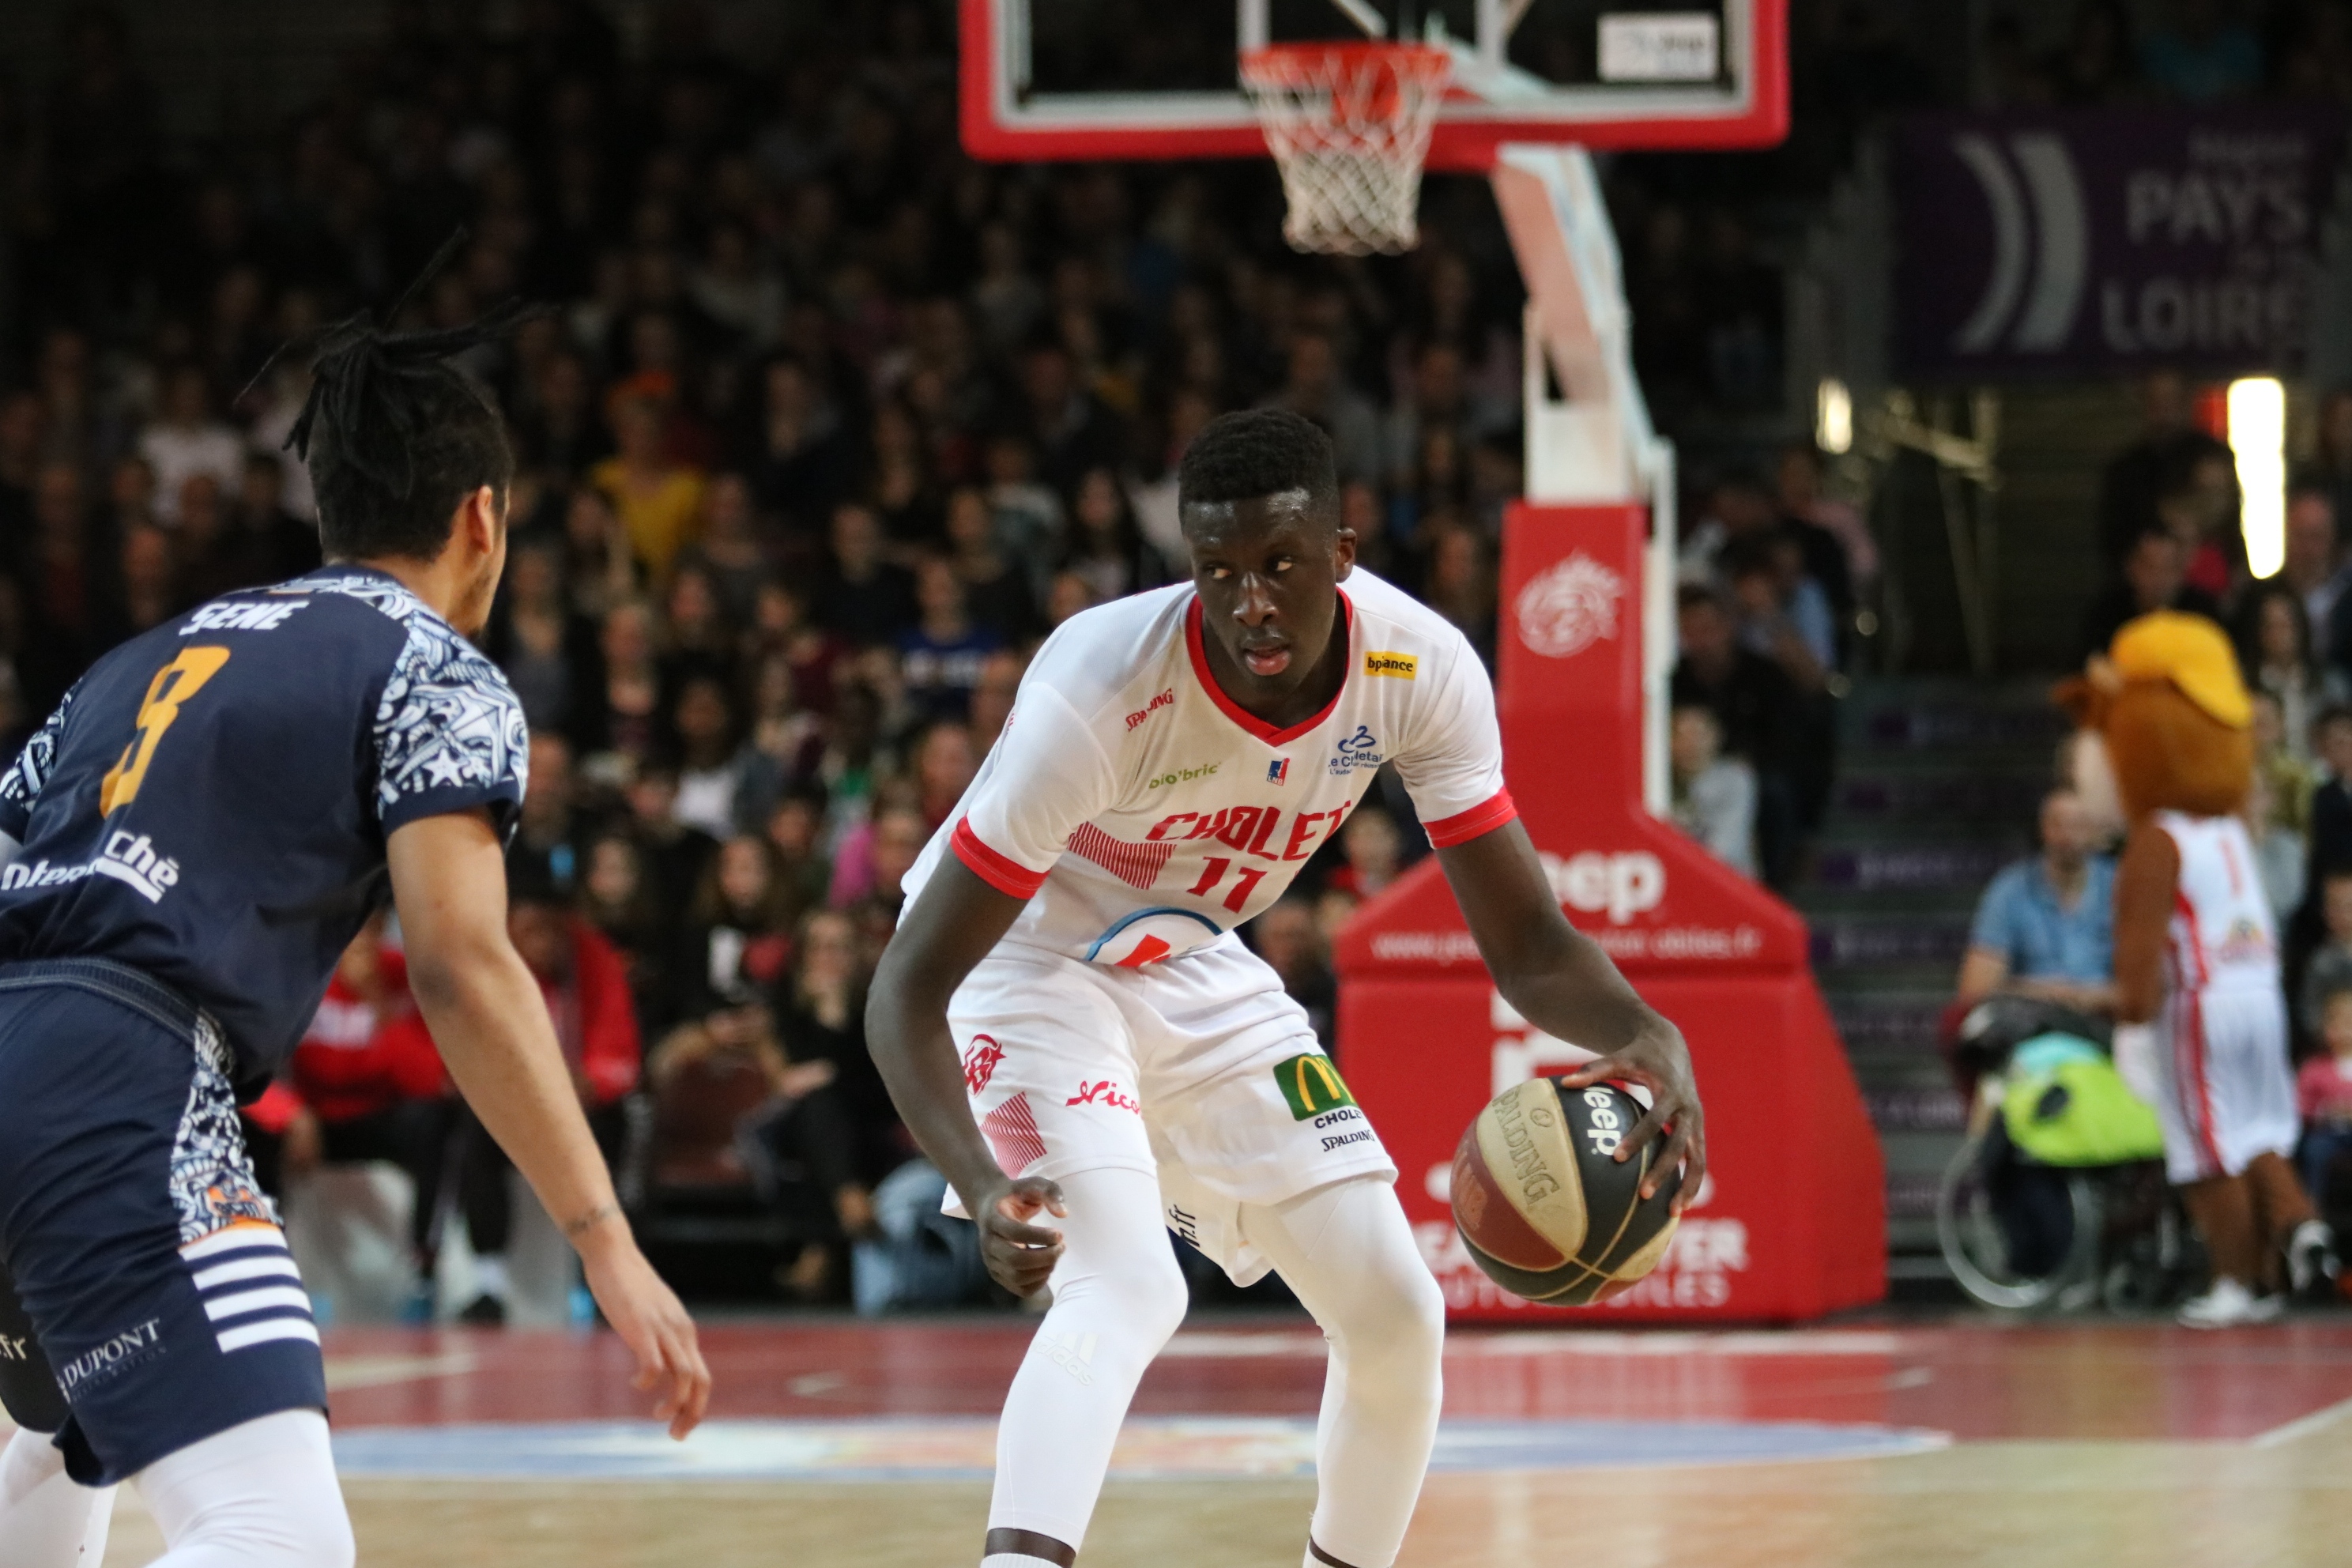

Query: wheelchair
[1935,997,2198,1313]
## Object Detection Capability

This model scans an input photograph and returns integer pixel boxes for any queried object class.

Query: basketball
[1449,1079,1682,1306]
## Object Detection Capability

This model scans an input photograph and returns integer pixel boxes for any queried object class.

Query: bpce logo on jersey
[1328,725,1385,776]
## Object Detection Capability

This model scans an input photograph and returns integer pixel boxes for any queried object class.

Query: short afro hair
[1177,408,1340,518]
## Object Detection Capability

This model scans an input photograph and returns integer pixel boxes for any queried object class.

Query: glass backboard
[959,0,1788,169]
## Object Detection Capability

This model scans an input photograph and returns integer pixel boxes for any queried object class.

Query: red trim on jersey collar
[1424,790,1518,848]
[951,819,1047,899]
[1182,590,1355,748]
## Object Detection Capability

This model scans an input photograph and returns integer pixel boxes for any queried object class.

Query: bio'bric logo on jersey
[1328,726,1385,776]
[1146,761,1219,790]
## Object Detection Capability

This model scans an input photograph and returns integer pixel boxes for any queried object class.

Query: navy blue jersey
[0,567,527,1091]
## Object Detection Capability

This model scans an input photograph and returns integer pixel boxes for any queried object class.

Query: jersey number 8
[99,646,232,815]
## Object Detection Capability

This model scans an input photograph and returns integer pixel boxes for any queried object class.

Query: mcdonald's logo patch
[1274,1053,1357,1121]
[1363,650,1418,679]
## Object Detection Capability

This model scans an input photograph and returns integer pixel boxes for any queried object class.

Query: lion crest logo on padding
[1514,552,1624,658]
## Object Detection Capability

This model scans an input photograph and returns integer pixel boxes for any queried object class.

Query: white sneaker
[2288,1219,2338,1298]
[2178,1276,2280,1329]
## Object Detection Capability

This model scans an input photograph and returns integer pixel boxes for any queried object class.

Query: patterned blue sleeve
[372,614,531,840]
[0,685,77,841]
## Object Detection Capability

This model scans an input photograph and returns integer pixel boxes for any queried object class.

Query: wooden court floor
[49,1315,2352,1567]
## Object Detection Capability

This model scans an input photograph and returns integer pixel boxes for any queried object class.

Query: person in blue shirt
[0,270,708,1567]
[1958,787,2120,1016]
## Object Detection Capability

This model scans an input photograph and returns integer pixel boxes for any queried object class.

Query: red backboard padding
[1333,503,1885,1321]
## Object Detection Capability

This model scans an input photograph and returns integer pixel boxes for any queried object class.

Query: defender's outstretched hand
[580,1226,712,1439]
[1559,1015,1707,1212]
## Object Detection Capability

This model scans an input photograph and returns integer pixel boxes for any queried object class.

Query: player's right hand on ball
[976,1176,1067,1297]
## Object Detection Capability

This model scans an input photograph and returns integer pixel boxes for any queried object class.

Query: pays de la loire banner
[1893,106,2346,379]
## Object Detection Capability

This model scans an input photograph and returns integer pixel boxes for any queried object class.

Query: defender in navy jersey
[0,292,707,1568]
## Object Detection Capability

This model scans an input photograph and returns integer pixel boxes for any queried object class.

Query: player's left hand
[1557,1015,1706,1214]
[579,1225,713,1440]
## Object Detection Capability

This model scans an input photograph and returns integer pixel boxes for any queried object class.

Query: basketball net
[1240,43,1452,257]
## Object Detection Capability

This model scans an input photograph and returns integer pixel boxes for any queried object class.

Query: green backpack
[2000,1033,2165,1168]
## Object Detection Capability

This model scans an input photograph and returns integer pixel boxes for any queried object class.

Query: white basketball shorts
[944,935,1396,1285]
[2154,982,2300,1185]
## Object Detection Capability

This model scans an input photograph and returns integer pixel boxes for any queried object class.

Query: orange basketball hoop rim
[1238,42,1453,257]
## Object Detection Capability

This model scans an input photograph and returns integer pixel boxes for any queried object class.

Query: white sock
[0,1427,114,1568]
[987,1166,1189,1554]
[472,1256,511,1301]
[133,1409,353,1568]
[981,1556,1063,1568]
[1240,1178,1446,1568]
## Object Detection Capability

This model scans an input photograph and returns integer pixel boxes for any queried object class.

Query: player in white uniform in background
[868,410,1708,1568]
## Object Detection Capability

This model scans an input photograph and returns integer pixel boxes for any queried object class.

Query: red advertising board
[1333,503,1884,1321]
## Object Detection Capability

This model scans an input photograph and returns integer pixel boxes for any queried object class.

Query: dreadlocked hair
[263,230,545,563]
[1175,407,1339,521]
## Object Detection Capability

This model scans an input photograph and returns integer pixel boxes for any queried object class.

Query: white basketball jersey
[2154,810,2278,997]
[903,569,1512,968]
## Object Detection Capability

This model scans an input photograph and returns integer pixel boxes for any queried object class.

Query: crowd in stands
[0,1,1572,1314]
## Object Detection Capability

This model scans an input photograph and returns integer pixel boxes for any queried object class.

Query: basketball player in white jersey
[868,410,1706,1568]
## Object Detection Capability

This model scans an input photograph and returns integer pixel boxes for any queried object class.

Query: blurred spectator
[1775,441,1877,595]
[486,537,607,749]
[2303,870,2352,1041]
[818,503,918,646]
[2155,440,2243,601]
[2237,583,2343,761]
[970,649,1023,745]
[1261,330,1379,485]
[138,364,244,526]
[240,916,450,1318]
[1670,703,1758,878]
[2253,688,2319,841]
[2247,762,2307,928]
[1252,898,1336,1046]
[17,463,103,713]
[984,433,1066,602]
[1061,467,1162,605]
[453,865,642,1324]
[943,485,1041,643]
[678,473,772,628]
[2048,0,2139,104]
[592,599,665,767]
[2080,528,2222,659]
[2279,484,2350,670]
[1725,530,1834,683]
[680,834,802,1022]
[2297,986,2352,1206]
[230,450,319,585]
[515,733,586,895]
[2299,703,2352,952]
[1672,583,1804,887]
[751,356,851,533]
[1957,788,2117,1016]
[899,557,1001,723]
[672,675,770,841]
[2139,0,2263,100]
[580,829,674,1031]
[2098,369,2230,567]
[1326,807,1404,900]
[591,374,707,582]
[1421,525,1496,665]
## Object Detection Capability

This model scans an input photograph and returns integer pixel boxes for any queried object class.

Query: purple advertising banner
[1894,107,2346,379]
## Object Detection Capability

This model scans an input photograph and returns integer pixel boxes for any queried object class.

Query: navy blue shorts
[0,959,326,1485]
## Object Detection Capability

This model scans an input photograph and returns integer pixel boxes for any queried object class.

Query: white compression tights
[0,1427,114,1568]
[134,1410,353,1568]
[987,1170,1445,1568]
